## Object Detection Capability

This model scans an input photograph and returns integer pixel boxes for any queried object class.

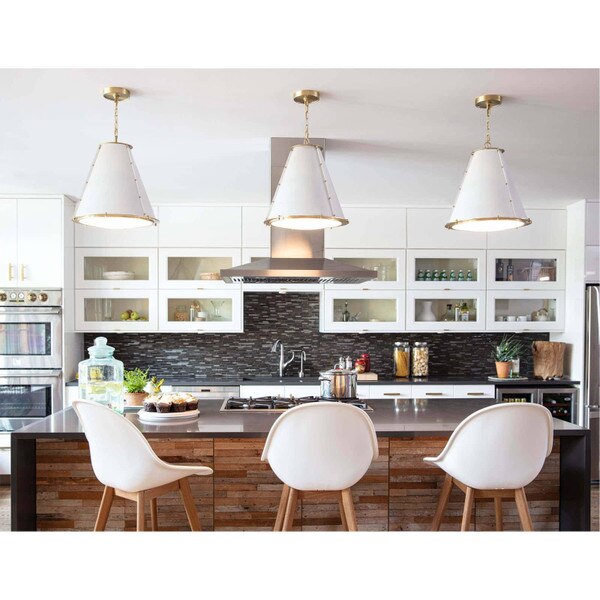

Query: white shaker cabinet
[407,208,487,249]
[158,206,242,247]
[0,199,18,287]
[242,206,271,247]
[325,207,406,248]
[486,209,566,249]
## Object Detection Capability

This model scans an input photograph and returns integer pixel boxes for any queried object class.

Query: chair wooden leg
[150,497,158,531]
[514,488,534,531]
[494,497,503,531]
[431,474,453,531]
[282,488,298,531]
[340,489,358,532]
[339,492,349,531]
[94,486,115,532]
[461,486,475,532]
[179,477,202,531]
[136,491,146,532]
[274,484,290,531]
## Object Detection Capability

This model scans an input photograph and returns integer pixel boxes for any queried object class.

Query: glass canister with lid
[411,341,429,377]
[393,342,410,378]
[78,336,124,413]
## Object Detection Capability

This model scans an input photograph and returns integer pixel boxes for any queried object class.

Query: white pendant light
[265,90,348,230]
[73,87,158,229]
[446,94,531,232]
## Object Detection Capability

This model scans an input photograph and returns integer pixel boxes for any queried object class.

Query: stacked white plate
[103,271,135,280]
[138,409,199,424]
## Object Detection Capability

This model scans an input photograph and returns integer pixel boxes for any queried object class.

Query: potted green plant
[123,368,150,406]
[491,335,524,379]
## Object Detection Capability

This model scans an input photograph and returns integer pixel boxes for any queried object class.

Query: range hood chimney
[221,138,377,285]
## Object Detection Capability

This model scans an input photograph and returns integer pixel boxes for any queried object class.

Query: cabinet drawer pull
[20,264,26,281]
[467,392,485,396]
[8,263,14,281]
[383,392,404,396]
[425,392,444,396]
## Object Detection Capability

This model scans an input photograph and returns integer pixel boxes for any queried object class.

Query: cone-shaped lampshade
[265,144,348,230]
[74,142,158,229]
[446,148,530,232]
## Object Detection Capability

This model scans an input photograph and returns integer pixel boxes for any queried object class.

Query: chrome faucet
[298,350,306,379]
[271,340,295,378]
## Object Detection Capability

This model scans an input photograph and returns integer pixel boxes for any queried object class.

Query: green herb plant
[491,335,524,363]
[123,368,150,393]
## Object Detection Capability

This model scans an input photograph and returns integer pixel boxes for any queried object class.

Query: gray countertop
[13,398,586,439]
[65,376,580,387]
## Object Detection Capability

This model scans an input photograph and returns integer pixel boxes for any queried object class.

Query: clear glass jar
[412,342,429,377]
[393,342,410,378]
[78,337,124,413]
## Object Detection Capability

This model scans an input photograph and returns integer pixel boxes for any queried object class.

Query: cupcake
[185,397,198,411]
[156,398,172,413]
[171,397,187,412]
[143,395,159,412]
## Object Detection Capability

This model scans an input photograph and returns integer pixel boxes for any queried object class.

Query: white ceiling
[0,69,597,207]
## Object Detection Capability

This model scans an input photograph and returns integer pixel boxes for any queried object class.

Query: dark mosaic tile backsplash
[85,293,549,379]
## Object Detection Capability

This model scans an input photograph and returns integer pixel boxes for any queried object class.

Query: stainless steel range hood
[221,228,377,284]
[221,137,377,285]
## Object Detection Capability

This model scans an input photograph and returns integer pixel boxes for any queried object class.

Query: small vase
[495,362,512,378]
[417,300,437,322]
[124,392,148,406]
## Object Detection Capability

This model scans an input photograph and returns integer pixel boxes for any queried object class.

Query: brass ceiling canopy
[475,94,502,109]
[293,89,320,104]
[102,86,131,102]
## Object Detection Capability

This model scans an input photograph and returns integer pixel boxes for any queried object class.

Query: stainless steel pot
[319,368,357,399]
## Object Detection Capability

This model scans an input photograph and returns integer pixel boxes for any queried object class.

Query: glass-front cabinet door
[158,290,243,332]
[320,290,405,333]
[407,250,486,289]
[159,248,241,289]
[486,251,565,290]
[324,249,405,289]
[486,291,565,331]
[75,290,157,332]
[406,290,485,331]
[75,248,157,289]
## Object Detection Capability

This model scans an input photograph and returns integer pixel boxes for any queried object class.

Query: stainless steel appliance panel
[585,285,599,480]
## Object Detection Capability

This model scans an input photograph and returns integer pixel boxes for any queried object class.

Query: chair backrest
[72,400,167,492]
[434,403,554,489]
[261,402,378,491]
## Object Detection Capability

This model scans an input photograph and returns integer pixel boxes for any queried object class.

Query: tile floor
[0,484,598,532]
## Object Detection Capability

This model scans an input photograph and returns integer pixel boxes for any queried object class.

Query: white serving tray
[138,409,199,424]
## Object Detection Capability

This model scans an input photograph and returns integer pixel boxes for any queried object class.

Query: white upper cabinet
[158,206,242,247]
[406,250,486,290]
[486,250,565,290]
[407,208,487,249]
[75,209,159,247]
[325,207,406,248]
[0,199,18,287]
[486,209,566,249]
[16,197,64,287]
[242,206,271,247]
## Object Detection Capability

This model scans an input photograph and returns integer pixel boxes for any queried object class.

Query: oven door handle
[0,307,61,315]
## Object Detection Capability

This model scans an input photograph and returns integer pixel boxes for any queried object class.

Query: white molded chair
[73,400,213,531]
[424,402,554,532]
[261,402,378,531]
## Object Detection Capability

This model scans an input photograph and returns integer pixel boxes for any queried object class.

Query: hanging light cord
[113,96,119,143]
[303,97,310,144]
[484,102,492,148]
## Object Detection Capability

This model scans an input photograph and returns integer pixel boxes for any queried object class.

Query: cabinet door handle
[8,263,14,281]
[425,392,444,396]
[20,264,26,281]
[383,392,404,396]
[467,392,485,396]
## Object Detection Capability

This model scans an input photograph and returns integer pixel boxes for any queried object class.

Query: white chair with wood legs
[73,400,213,531]
[424,403,554,532]
[261,402,378,531]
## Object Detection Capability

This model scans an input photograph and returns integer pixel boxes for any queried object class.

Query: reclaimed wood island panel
[12,399,591,531]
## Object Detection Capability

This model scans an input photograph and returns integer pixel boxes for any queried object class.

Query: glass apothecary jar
[393,342,411,378]
[412,342,429,377]
[78,337,124,413]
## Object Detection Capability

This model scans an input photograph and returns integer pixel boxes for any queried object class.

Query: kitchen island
[11,398,590,531]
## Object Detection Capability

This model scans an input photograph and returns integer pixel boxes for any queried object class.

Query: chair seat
[119,463,213,493]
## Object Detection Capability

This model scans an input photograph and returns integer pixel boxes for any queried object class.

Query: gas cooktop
[220,396,373,412]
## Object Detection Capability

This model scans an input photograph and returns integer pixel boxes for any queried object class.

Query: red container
[360,353,371,372]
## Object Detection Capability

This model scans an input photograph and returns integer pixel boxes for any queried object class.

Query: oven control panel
[0,289,61,306]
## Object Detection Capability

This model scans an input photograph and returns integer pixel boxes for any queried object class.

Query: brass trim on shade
[293,90,320,104]
[445,216,532,230]
[73,213,158,226]
[103,87,131,102]
[264,215,349,227]
[475,94,502,108]
[99,141,134,149]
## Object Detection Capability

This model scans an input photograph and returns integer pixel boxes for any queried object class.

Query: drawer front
[284,385,321,398]
[370,385,413,399]
[0,448,10,475]
[356,385,370,400]
[453,385,496,399]
[411,385,454,398]
[239,385,285,398]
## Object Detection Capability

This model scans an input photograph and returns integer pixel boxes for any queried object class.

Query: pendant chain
[303,98,310,144]
[484,102,492,148]
[114,97,119,143]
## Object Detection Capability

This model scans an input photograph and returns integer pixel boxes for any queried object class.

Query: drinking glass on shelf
[210,299,224,320]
